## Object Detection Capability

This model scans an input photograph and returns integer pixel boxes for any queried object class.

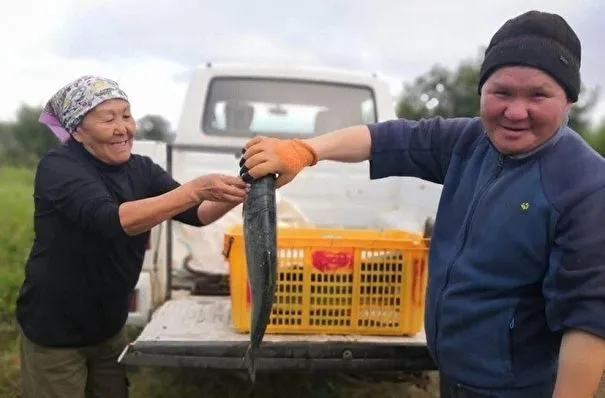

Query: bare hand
[192,174,249,203]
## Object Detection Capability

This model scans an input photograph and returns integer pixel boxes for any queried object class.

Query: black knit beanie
[478,10,581,102]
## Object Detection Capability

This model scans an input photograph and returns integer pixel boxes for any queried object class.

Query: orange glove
[240,136,318,188]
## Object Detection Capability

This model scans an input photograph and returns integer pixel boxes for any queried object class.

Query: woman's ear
[72,126,84,143]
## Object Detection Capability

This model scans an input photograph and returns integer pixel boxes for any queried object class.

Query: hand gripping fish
[242,173,278,383]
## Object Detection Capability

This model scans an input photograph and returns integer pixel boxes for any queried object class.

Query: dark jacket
[368,116,605,394]
[16,139,202,347]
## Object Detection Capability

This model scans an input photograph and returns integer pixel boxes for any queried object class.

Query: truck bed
[119,296,436,373]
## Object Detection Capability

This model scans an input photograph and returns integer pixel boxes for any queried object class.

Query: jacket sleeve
[545,185,605,339]
[35,153,127,238]
[367,116,475,184]
[146,159,204,227]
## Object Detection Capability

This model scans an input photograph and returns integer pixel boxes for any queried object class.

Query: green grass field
[0,167,33,397]
[0,166,439,397]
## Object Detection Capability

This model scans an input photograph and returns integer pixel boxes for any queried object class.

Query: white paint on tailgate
[136,296,427,345]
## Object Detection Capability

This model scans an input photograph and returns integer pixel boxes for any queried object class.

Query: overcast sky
[1,0,603,128]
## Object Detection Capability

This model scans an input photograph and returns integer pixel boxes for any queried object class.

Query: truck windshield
[202,77,377,137]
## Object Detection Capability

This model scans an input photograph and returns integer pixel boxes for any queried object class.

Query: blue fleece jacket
[368,116,605,393]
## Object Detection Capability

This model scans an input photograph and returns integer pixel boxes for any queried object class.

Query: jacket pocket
[498,305,516,377]
[508,310,516,375]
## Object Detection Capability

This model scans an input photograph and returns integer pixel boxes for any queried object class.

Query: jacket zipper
[433,154,505,363]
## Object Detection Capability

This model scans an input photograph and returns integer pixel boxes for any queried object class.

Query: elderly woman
[240,10,605,398]
[15,75,248,398]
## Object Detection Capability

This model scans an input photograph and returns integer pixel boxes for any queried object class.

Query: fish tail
[244,345,256,383]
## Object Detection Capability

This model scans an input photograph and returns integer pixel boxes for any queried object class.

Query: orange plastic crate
[223,225,429,336]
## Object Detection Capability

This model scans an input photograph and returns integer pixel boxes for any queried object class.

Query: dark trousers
[20,327,130,398]
[439,373,554,398]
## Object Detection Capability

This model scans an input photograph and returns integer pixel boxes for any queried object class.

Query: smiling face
[480,66,573,156]
[72,98,135,165]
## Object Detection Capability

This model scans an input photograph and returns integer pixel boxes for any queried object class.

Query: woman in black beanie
[241,10,605,398]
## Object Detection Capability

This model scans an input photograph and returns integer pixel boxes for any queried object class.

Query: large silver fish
[242,173,278,383]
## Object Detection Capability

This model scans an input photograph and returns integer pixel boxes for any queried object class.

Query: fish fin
[244,345,256,383]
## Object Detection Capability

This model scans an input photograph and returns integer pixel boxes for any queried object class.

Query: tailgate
[119,296,435,372]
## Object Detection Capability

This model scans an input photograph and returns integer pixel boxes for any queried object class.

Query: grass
[0,165,439,397]
[123,363,438,398]
[0,167,33,397]
[0,167,34,321]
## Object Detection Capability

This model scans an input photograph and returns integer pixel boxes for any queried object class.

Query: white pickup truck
[118,63,442,374]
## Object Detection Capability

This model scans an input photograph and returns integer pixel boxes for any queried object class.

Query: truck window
[202,77,377,138]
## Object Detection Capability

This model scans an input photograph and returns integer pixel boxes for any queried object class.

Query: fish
[241,173,278,383]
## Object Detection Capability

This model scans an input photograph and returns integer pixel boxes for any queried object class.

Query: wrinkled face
[480,66,573,155]
[73,98,135,165]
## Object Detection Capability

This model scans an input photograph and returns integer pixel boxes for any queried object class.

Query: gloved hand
[239,136,318,188]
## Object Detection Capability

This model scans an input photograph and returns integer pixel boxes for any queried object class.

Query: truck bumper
[119,339,435,372]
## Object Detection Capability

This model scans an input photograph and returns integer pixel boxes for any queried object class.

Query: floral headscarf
[39,75,129,142]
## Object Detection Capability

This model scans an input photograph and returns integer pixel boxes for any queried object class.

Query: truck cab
[119,63,441,374]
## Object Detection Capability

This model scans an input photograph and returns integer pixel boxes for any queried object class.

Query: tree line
[1,51,604,167]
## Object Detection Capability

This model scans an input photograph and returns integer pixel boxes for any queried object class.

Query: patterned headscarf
[39,75,129,142]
